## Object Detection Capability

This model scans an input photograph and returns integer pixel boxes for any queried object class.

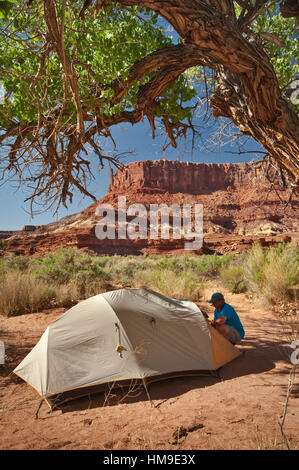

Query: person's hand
[212,316,227,326]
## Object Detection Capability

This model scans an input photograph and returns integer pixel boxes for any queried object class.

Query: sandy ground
[0,284,298,450]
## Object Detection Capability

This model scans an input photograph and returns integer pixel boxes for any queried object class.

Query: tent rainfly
[14,288,241,410]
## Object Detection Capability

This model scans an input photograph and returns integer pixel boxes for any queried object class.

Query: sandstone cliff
[3,160,299,257]
[108,160,261,195]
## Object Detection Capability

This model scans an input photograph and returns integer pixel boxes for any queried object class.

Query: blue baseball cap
[208,292,224,303]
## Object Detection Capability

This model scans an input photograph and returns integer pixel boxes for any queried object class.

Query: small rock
[83,418,92,425]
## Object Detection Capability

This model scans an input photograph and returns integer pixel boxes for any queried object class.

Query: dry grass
[134,268,202,301]
[0,271,110,316]
[220,241,299,306]
[0,271,57,316]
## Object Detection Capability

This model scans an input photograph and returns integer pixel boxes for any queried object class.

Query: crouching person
[208,292,245,345]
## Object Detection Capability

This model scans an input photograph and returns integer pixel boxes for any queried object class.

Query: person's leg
[214,324,241,345]
[214,323,230,339]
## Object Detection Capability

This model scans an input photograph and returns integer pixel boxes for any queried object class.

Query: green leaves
[0,1,186,128]
[1,1,298,211]
[154,77,197,121]
[0,0,14,19]
[253,10,298,89]
[2,2,296,130]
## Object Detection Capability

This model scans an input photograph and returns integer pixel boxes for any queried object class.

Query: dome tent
[14,288,241,410]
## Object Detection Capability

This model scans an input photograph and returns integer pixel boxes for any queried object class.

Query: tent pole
[142,378,154,408]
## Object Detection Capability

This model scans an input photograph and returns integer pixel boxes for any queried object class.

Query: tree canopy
[0,0,298,211]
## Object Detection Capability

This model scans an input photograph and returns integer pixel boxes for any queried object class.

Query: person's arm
[211,316,227,326]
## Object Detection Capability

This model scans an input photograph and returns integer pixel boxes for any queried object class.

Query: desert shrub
[104,255,156,286]
[105,256,141,283]
[145,253,231,279]
[239,242,298,304]
[0,270,100,316]
[134,268,201,301]
[0,249,115,315]
[258,242,299,304]
[155,255,188,273]
[216,241,298,302]
[32,248,111,287]
[0,239,5,253]
[31,247,84,283]
[72,273,111,299]
[104,253,226,289]
[1,253,31,272]
[0,258,4,276]
[242,243,267,295]
[220,263,247,293]
[0,271,57,316]
[193,253,232,278]
[51,282,81,308]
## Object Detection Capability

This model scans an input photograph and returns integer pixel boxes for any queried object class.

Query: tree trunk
[211,68,299,187]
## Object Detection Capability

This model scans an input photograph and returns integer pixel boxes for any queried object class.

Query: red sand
[0,286,298,450]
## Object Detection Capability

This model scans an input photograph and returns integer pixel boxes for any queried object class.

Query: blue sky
[0,116,263,230]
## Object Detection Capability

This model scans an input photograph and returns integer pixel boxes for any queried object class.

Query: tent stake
[214,370,223,382]
[143,379,154,408]
[35,399,44,419]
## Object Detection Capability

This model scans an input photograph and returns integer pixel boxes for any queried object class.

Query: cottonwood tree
[0,0,298,211]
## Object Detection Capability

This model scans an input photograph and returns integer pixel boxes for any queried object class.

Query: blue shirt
[214,303,245,339]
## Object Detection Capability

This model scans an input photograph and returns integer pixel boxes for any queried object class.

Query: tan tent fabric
[14,288,241,407]
[209,325,241,369]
